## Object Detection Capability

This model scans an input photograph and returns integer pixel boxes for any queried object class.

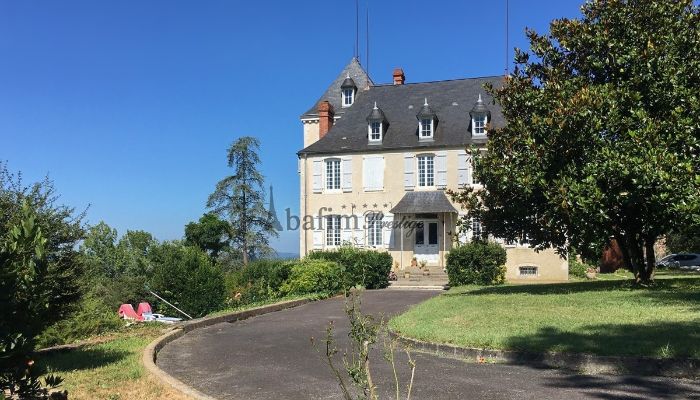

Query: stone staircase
[388,266,449,290]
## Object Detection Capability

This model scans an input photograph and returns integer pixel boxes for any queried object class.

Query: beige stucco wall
[298,148,569,282]
[302,119,320,149]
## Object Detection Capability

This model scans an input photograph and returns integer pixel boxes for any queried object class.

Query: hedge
[446,241,507,286]
[307,246,392,289]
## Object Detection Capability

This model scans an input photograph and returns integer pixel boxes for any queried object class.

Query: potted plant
[410,257,418,268]
[403,270,411,279]
[419,260,428,270]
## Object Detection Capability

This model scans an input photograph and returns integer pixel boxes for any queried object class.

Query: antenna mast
[355,0,360,60]
[366,3,370,75]
[505,0,509,75]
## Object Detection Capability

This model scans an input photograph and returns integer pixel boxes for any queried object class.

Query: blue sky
[1,0,583,253]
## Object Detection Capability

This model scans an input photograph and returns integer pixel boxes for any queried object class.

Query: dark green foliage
[225,259,293,304]
[449,0,700,283]
[280,259,343,296]
[446,241,507,286]
[665,224,700,254]
[307,247,392,289]
[0,203,67,398]
[185,213,231,259]
[149,243,226,318]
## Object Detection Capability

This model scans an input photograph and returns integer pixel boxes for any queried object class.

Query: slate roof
[390,191,458,214]
[298,75,504,155]
[301,58,373,119]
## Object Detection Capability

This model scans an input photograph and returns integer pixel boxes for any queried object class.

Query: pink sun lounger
[118,303,143,321]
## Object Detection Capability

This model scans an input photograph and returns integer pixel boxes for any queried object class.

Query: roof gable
[301,58,373,119]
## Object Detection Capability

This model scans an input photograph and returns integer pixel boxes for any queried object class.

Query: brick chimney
[392,68,405,85]
[318,100,335,139]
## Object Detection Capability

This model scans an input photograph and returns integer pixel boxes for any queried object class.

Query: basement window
[519,266,538,276]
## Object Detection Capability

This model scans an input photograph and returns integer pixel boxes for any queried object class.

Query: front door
[414,220,439,264]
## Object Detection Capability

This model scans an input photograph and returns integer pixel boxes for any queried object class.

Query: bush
[446,241,507,286]
[225,259,293,304]
[307,246,392,289]
[280,259,342,296]
[149,243,226,318]
[36,296,122,348]
[569,257,591,278]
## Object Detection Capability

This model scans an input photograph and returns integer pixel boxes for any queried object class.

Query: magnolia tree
[451,0,700,283]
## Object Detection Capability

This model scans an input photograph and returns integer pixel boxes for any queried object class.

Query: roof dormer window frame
[342,87,355,107]
[417,98,436,141]
[419,118,434,139]
[366,101,387,144]
[340,73,357,108]
[470,94,490,138]
[368,120,382,142]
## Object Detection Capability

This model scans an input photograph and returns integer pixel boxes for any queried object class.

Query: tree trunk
[242,191,248,267]
[641,236,657,283]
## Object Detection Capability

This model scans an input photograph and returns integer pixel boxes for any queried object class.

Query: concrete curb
[389,330,700,378]
[143,298,313,400]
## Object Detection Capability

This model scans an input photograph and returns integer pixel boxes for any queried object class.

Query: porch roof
[390,191,458,214]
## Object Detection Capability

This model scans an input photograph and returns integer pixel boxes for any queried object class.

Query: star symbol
[383,203,388,208]
[362,203,368,208]
[341,204,347,209]
[372,203,378,208]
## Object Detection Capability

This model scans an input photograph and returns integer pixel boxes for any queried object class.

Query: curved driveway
[158,290,700,399]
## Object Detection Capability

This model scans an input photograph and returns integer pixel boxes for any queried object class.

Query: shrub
[280,259,342,296]
[568,257,590,278]
[446,241,507,286]
[307,246,392,289]
[149,243,226,318]
[36,296,122,348]
[225,259,293,304]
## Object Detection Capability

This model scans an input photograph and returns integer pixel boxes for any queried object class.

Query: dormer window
[340,74,357,107]
[420,118,433,138]
[369,121,382,141]
[470,94,491,137]
[473,115,486,135]
[366,102,387,144]
[416,98,437,141]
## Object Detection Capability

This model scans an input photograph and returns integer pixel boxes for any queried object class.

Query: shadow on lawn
[504,321,700,359]
[36,347,129,374]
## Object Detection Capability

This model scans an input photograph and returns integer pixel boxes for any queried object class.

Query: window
[325,159,341,190]
[471,218,483,240]
[473,116,486,135]
[420,118,433,138]
[342,88,354,106]
[519,266,538,276]
[369,121,382,141]
[326,215,341,246]
[366,213,383,247]
[417,155,434,187]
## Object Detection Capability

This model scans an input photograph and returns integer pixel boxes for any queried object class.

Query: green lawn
[389,270,700,359]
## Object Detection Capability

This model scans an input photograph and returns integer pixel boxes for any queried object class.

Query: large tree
[452,0,700,283]
[207,137,277,266]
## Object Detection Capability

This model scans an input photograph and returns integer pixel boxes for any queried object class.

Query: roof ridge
[370,75,503,87]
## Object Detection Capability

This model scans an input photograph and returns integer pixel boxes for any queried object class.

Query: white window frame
[472,115,486,136]
[342,88,354,107]
[417,154,435,188]
[326,215,342,247]
[325,158,341,191]
[366,213,384,247]
[419,118,434,139]
[471,218,483,241]
[368,121,382,142]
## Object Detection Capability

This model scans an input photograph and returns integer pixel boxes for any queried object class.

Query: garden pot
[404,272,411,279]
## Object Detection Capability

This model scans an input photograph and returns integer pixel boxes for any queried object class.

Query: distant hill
[273,251,300,260]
